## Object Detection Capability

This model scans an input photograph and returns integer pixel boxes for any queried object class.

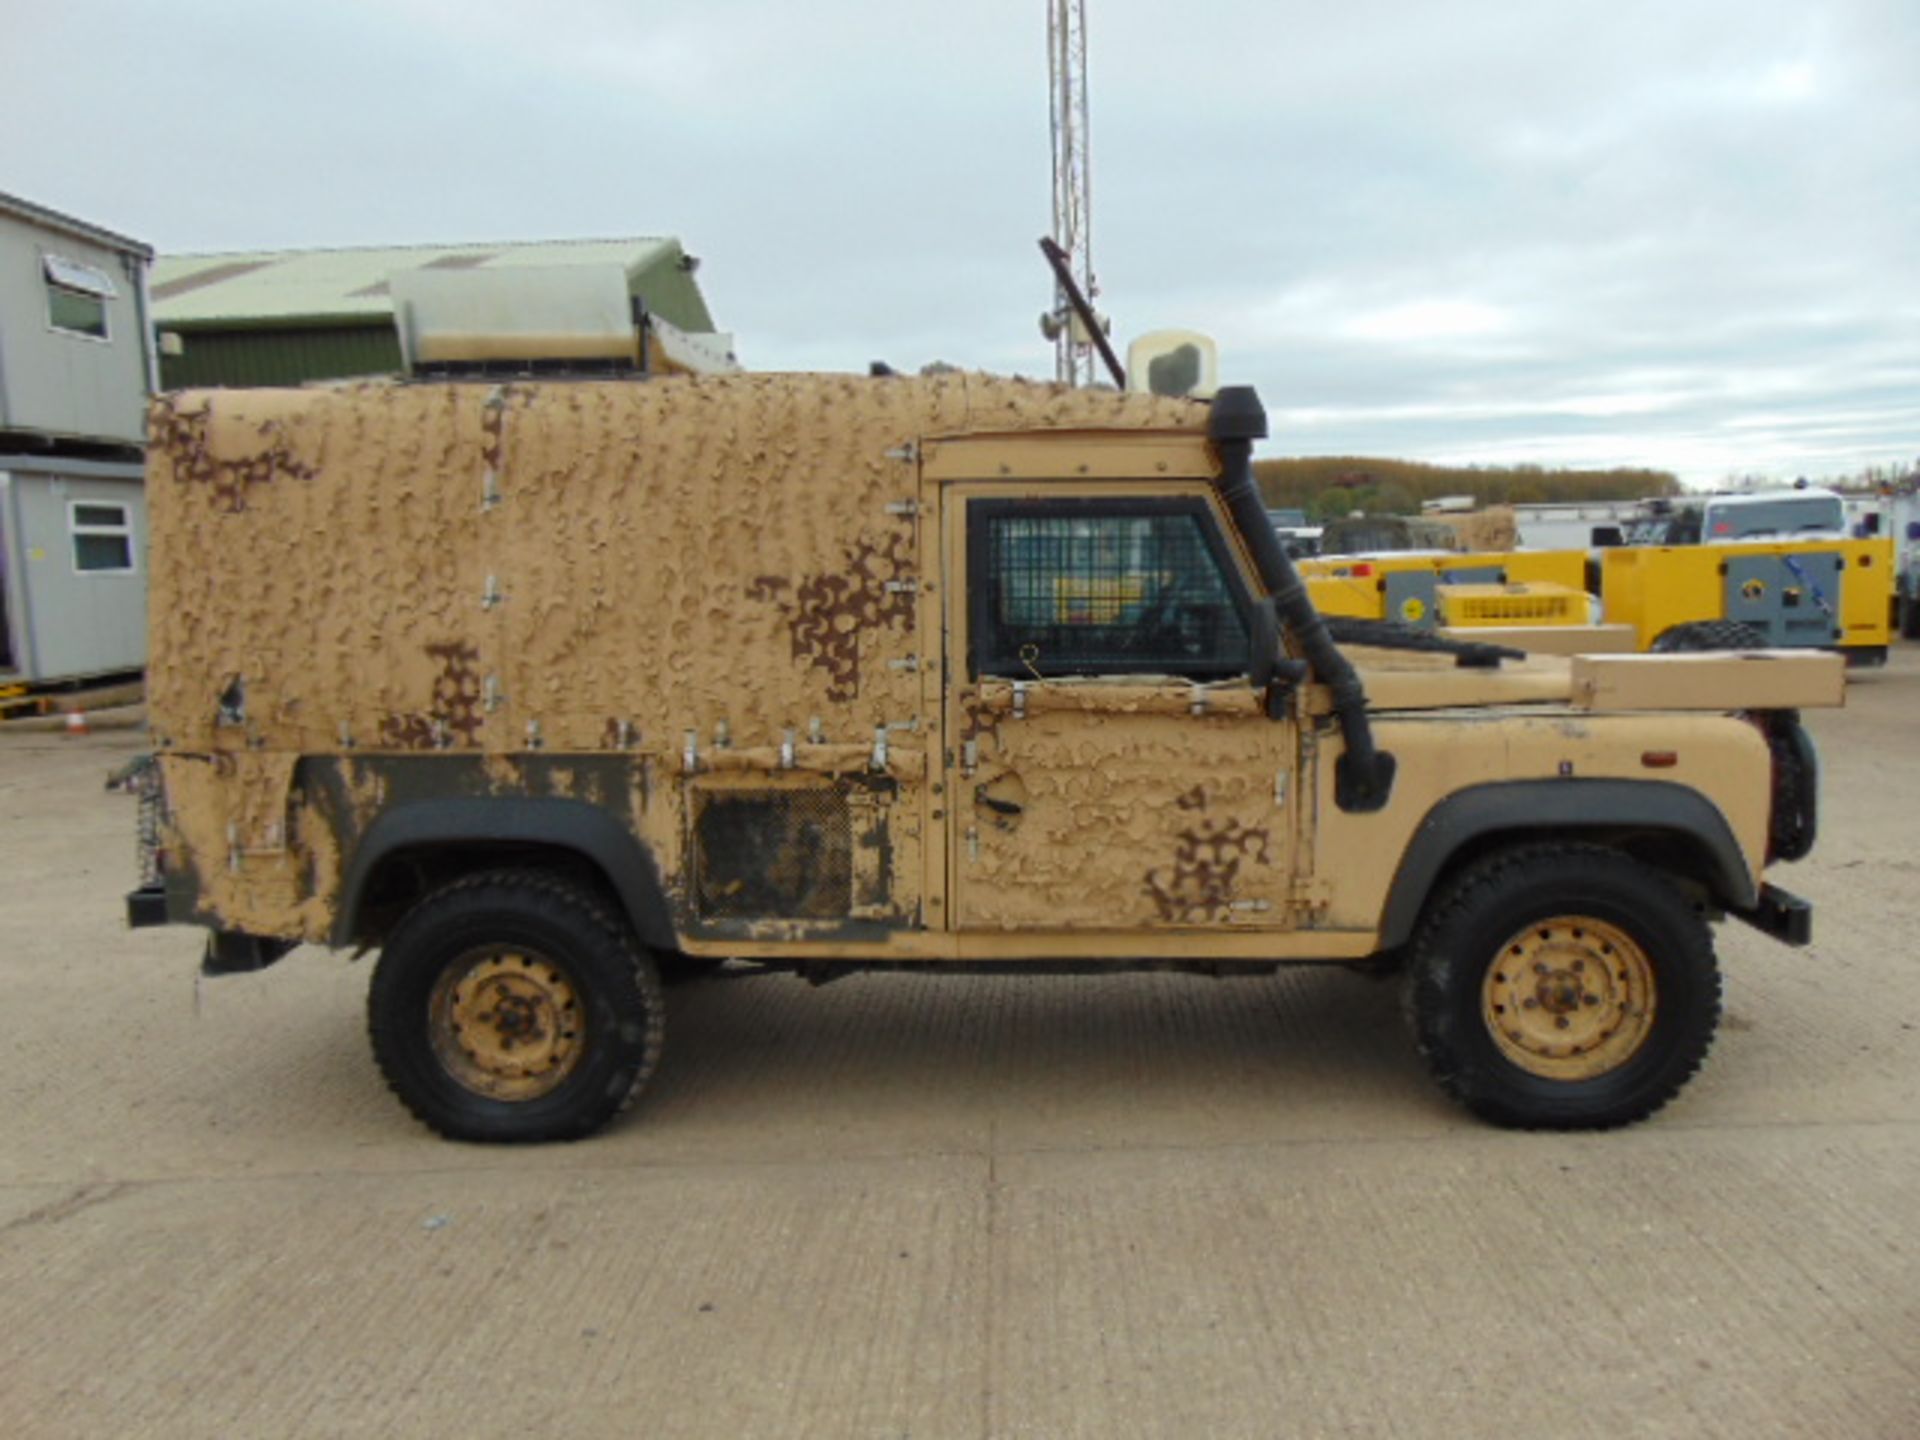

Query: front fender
[1376,779,1756,951]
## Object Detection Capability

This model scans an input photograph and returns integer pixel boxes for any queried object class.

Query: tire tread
[1404,842,1721,1130]
[367,868,665,1142]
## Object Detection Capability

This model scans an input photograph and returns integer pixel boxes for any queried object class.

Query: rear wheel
[368,870,664,1142]
[1650,619,1767,652]
[1405,845,1720,1129]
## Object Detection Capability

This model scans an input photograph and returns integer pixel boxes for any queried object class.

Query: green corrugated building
[151,237,719,389]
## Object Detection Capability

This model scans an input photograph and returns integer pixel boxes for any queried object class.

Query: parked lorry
[127,372,1838,1142]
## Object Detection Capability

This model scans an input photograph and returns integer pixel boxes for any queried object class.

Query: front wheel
[1404,845,1721,1129]
[368,870,665,1142]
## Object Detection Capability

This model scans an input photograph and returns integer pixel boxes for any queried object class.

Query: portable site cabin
[0,454,146,685]
[0,192,155,691]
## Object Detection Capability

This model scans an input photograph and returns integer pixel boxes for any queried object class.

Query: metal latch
[1291,878,1333,911]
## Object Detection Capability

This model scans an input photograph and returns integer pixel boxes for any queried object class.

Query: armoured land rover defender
[125,372,1837,1142]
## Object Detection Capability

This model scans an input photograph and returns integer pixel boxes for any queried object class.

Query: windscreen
[1705,495,1843,539]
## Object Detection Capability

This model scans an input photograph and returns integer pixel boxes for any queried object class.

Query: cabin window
[71,502,134,574]
[970,498,1252,679]
[43,254,116,340]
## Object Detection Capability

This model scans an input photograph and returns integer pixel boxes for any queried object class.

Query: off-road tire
[1650,619,1767,652]
[368,870,665,1143]
[1404,844,1721,1129]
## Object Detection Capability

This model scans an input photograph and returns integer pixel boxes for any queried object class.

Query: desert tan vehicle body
[129,372,1836,1141]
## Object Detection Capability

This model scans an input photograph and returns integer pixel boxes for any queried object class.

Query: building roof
[151,237,690,327]
[0,191,152,259]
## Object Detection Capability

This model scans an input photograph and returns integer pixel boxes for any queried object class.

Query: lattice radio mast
[1045,0,1097,385]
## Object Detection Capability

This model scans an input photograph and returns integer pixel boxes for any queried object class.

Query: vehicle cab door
[937,460,1303,936]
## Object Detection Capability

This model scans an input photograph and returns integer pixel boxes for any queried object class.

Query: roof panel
[151,238,679,325]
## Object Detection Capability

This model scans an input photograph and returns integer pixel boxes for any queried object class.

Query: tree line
[1255,457,1682,521]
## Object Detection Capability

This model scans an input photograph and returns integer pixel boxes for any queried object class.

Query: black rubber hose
[1208,387,1392,811]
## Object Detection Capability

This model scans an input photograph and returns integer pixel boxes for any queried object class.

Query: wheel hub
[429,948,585,1101]
[1482,917,1657,1080]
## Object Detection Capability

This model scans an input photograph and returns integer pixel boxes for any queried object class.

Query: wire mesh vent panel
[693,787,853,920]
[981,510,1249,677]
[1443,589,1586,627]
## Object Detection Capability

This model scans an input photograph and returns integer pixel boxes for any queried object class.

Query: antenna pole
[1047,0,1096,385]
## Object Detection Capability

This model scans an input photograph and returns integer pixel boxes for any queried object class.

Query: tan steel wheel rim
[1481,916,1657,1081]
[428,947,586,1101]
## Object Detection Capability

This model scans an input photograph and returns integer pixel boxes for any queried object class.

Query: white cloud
[1340,300,1512,344]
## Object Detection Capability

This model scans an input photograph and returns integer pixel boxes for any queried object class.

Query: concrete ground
[2,657,1916,1439]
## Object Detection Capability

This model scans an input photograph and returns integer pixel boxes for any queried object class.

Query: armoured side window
[969,498,1253,679]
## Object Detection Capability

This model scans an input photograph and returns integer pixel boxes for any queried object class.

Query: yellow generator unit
[1301,550,1589,629]
[1600,539,1893,661]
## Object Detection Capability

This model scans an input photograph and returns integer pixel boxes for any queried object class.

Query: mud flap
[202,930,296,975]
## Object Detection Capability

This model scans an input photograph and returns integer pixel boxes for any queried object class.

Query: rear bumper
[1730,883,1813,947]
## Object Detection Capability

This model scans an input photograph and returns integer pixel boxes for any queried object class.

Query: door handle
[971,776,1029,828]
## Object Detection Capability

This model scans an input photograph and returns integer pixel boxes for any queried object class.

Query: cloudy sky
[5,0,1915,485]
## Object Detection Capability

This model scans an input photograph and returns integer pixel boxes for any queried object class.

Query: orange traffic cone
[64,709,89,737]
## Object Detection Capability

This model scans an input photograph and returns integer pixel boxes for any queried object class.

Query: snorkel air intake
[1207,387,1395,812]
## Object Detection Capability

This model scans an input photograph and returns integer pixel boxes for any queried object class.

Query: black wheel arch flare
[1377,779,1756,951]
[333,797,680,952]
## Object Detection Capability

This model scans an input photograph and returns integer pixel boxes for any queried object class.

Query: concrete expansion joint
[0,1181,133,1237]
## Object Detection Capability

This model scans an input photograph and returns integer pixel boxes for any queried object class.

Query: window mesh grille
[982,511,1249,677]
[693,787,852,920]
